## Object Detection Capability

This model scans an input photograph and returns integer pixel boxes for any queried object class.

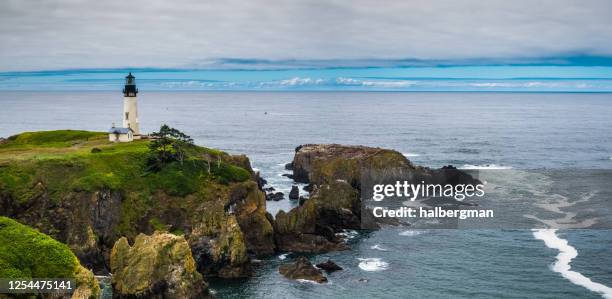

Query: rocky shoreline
[0,131,480,297]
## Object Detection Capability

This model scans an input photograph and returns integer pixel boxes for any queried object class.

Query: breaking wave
[358,258,389,272]
[533,229,612,299]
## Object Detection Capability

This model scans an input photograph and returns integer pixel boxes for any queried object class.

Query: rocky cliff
[0,130,275,281]
[277,144,480,252]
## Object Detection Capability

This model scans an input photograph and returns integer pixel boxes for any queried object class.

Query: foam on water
[402,153,421,157]
[370,244,389,251]
[337,230,359,240]
[399,230,421,237]
[358,258,389,272]
[533,229,612,299]
[296,279,328,285]
[278,253,289,260]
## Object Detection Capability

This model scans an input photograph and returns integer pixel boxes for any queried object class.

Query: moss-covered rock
[73,265,101,299]
[291,144,413,187]
[0,216,100,299]
[110,232,210,299]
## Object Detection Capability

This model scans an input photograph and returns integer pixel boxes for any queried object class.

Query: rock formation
[289,185,299,200]
[279,256,327,283]
[110,232,211,299]
[316,259,343,272]
[275,144,481,252]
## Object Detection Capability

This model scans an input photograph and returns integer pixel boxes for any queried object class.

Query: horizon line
[3,55,612,74]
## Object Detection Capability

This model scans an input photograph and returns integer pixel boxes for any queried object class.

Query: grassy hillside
[0,130,251,203]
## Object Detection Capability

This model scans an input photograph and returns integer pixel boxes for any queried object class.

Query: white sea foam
[460,164,512,170]
[533,229,612,299]
[295,279,323,284]
[278,253,289,260]
[402,153,421,157]
[370,244,389,251]
[398,230,421,236]
[358,258,389,272]
[336,229,359,240]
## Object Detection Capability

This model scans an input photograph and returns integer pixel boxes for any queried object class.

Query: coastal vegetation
[0,216,100,298]
[0,129,249,202]
[146,124,195,171]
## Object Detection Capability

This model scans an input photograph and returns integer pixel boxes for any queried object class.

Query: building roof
[108,127,133,134]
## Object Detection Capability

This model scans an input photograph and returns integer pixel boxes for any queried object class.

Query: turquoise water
[1,91,611,298]
[1,67,612,92]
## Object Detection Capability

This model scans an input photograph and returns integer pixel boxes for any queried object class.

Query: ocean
[1,91,611,298]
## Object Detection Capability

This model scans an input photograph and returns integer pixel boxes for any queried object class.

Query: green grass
[0,216,79,278]
[2,130,106,148]
[0,130,251,199]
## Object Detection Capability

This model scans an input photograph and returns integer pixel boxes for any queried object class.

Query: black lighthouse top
[123,72,138,97]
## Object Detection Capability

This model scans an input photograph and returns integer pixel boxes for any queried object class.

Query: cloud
[1,0,612,71]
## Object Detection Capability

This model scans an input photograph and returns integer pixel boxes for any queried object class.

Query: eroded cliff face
[0,180,274,279]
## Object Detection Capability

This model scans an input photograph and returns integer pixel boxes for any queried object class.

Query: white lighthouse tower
[122,72,140,138]
[108,73,140,142]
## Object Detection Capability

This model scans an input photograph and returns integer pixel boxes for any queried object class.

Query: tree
[147,124,194,171]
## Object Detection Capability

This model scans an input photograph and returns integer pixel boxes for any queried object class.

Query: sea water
[1,91,611,298]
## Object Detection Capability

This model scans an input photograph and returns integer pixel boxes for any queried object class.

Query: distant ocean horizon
[2,66,612,92]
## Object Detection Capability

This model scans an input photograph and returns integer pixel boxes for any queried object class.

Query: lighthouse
[108,73,141,142]
[122,72,140,138]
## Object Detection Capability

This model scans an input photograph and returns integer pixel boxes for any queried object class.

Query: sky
[1,0,612,72]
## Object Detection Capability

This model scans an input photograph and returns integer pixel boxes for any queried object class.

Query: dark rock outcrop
[279,256,327,283]
[289,185,299,200]
[316,259,343,272]
[266,192,284,201]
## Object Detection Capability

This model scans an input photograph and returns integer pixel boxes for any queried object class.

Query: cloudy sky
[1,0,612,71]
